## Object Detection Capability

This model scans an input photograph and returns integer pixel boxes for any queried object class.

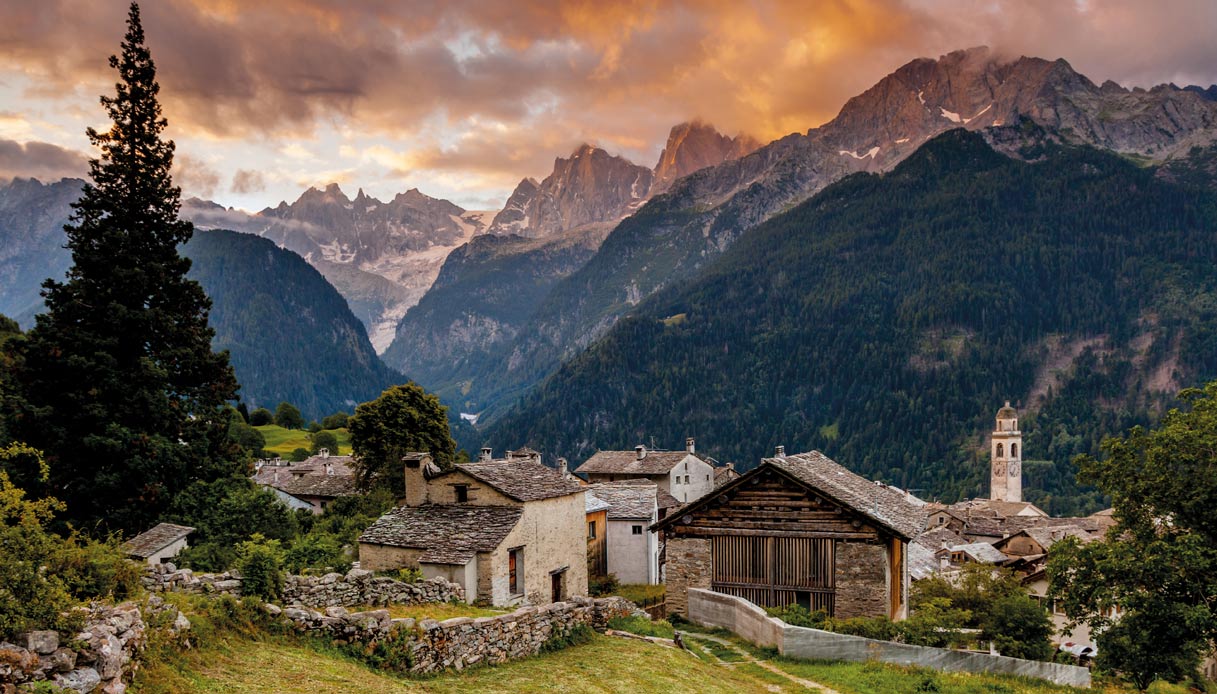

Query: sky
[1,0,1215,212]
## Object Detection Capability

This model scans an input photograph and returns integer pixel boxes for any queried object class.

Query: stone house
[575,438,717,504]
[358,450,588,606]
[121,523,195,565]
[654,449,925,620]
[585,482,660,585]
[252,451,357,514]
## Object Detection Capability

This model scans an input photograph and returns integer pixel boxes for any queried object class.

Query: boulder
[20,630,59,655]
[54,667,101,693]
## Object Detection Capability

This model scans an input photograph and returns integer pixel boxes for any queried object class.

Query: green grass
[132,631,770,693]
[613,583,665,607]
[766,658,1093,694]
[255,425,351,456]
[606,615,675,639]
[355,603,507,621]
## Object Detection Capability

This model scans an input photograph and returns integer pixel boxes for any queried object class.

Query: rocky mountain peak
[488,145,653,238]
[652,119,760,194]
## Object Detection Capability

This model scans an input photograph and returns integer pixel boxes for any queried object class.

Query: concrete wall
[834,541,890,619]
[664,537,712,617]
[688,589,1091,689]
[490,492,588,606]
[606,518,655,584]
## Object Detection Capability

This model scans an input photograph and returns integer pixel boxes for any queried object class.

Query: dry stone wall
[0,596,190,694]
[141,564,465,607]
[271,596,640,675]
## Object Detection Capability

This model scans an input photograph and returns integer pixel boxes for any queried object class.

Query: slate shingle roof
[450,458,583,502]
[587,483,658,520]
[948,542,1009,564]
[253,455,358,499]
[122,523,195,559]
[586,494,611,514]
[766,451,927,540]
[914,526,967,552]
[575,450,693,476]
[359,505,523,565]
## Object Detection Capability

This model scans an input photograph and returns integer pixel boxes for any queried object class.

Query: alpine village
[2,2,1217,693]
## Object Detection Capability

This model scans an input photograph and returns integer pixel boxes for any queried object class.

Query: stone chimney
[324,462,334,476]
[479,447,493,462]
[775,445,786,457]
[635,444,647,460]
[402,452,435,507]
[558,457,571,479]
[319,448,329,459]
[685,437,695,454]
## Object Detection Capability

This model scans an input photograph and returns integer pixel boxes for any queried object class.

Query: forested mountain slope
[184,230,403,419]
[486,130,1217,515]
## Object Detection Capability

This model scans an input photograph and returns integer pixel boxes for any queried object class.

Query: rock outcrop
[651,120,760,194]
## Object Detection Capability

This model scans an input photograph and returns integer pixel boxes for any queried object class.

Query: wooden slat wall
[711,535,836,613]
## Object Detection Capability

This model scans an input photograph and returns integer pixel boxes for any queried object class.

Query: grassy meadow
[255,425,351,456]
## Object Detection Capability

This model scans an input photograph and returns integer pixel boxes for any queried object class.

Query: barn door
[711,536,835,614]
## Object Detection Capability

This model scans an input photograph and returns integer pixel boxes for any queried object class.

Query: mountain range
[388,46,1217,424]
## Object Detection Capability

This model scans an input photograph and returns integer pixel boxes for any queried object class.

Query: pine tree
[6,3,240,534]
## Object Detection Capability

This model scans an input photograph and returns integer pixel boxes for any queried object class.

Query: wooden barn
[654,450,925,620]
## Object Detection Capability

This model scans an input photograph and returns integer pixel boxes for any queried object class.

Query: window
[509,548,523,595]
[706,475,710,481]
[937,516,944,525]
[674,477,681,485]
[684,475,690,484]
[632,525,643,535]
[996,443,1004,458]
[588,521,597,539]
[454,484,469,503]
[1010,443,1018,458]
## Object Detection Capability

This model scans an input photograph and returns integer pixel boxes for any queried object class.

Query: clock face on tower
[1008,461,1020,477]
[993,460,1006,476]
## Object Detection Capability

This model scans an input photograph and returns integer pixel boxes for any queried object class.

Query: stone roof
[253,455,358,499]
[586,493,611,514]
[575,449,693,476]
[448,458,583,502]
[596,477,682,509]
[997,401,1018,419]
[587,483,658,520]
[908,542,940,581]
[765,451,927,540]
[949,542,1009,564]
[122,523,195,559]
[1022,525,1095,551]
[359,505,523,565]
[914,526,967,552]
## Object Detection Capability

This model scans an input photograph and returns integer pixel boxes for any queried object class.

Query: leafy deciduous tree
[310,430,339,455]
[349,383,456,492]
[249,408,274,426]
[275,402,304,430]
[1050,382,1217,689]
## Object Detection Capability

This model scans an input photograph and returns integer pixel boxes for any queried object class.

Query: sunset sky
[2,0,1215,212]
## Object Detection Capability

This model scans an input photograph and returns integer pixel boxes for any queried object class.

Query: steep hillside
[184,229,403,419]
[486,130,1217,515]
[0,178,83,326]
[381,223,610,407]
[458,47,1217,420]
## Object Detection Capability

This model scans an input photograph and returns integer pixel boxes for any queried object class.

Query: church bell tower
[990,401,1022,502]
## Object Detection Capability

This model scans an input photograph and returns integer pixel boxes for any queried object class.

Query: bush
[49,532,142,603]
[540,622,595,653]
[175,542,237,573]
[835,616,900,641]
[284,532,347,574]
[249,408,274,426]
[288,447,310,462]
[235,534,284,602]
[982,594,1054,660]
[588,573,619,596]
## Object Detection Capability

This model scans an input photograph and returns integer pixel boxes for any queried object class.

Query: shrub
[767,604,830,629]
[834,616,900,641]
[588,573,619,596]
[540,622,595,653]
[49,532,142,602]
[284,532,347,574]
[235,534,284,602]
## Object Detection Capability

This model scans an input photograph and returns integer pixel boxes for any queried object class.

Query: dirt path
[607,629,841,694]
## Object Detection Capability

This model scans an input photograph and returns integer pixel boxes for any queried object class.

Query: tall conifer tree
[8,3,239,533]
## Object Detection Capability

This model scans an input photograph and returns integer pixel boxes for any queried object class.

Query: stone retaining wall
[271,595,640,674]
[142,564,465,608]
[0,596,190,694]
[688,589,1091,688]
